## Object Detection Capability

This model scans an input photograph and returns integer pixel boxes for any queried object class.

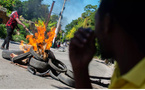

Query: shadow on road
[51,85,72,89]
[10,41,20,45]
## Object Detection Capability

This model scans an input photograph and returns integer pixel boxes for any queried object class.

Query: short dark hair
[98,0,145,54]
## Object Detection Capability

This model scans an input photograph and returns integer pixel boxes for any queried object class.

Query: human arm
[69,28,96,88]
[15,18,29,32]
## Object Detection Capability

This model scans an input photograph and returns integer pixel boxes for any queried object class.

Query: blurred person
[69,0,145,89]
[1,7,29,50]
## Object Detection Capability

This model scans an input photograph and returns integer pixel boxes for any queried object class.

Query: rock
[0,6,9,24]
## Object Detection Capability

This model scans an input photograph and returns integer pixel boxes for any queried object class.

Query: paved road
[0,39,114,89]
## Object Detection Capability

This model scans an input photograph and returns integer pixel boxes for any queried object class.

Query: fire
[45,28,56,50]
[19,22,56,53]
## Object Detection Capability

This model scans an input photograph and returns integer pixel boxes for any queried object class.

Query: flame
[19,22,56,53]
[19,41,30,53]
[45,28,56,50]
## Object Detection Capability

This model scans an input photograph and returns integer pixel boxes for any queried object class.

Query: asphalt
[0,39,114,89]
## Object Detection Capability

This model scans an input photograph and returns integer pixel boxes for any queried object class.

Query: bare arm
[15,18,29,31]
[73,66,92,88]
[69,28,96,88]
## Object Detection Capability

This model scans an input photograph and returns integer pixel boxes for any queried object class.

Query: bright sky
[20,0,100,30]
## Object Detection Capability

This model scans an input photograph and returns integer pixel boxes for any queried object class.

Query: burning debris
[2,23,76,88]
[1,22,111,88]
[19,22,56,61]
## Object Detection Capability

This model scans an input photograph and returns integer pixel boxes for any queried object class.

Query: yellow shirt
[109,58,145,89]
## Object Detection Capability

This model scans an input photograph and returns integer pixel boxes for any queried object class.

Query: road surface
[0,39,114,89]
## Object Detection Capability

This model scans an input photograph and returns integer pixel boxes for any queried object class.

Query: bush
[0,24,7,39]
[18,22,29,37]
[12,34,28,43]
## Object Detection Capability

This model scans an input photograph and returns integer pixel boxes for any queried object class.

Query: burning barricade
[2,23,75,87]
[1,23,111,88]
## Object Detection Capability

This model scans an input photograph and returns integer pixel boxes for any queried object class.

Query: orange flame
[19,41,31,53]
[45,28,56,50]
[19,22,56,52]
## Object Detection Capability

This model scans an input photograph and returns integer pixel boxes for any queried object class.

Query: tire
[29,47,43,61]
[27,65,36,75]
[46,50,56,60]
[35,69,50,76]
[29,57,50,72]
[65,70,74,79]
[2,50,24,59]
[58,73,75,87]
[12,52,31,63]
[48,59,67,72]
[49,68,60,80]
[27,65,50,76]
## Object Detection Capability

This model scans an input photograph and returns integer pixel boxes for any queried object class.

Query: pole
[53,0,67,43]
[45,1,55,29]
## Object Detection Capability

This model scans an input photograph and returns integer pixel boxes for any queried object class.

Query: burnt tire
[29,57,50,72]
[48,59,67,72]
[2,50,24,59]
[49,68,60,80]
[27,65,36,75]
[12,52,31,63]
[47,50,56,60]
[27,65,50,76]
[58,73,75,87]
[29,47,43,61]
[65,70,74,79]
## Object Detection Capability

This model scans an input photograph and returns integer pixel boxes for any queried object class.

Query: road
[0,39,114,89]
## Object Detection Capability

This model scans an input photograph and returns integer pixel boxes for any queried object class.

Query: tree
[65,19,78,33]
[64,4,103,58]
[0,0,22,15]
[19,0,50,21]
[66,27,77,40]
[82,4,97,18]
[65,4,98,40]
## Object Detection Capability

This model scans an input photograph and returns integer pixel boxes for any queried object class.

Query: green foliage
[65,19,79,33]
[48,15,58,28]
[19,0,50,21]
[0,24,7,38]
[0,0,13,11]
[65,4,98,40]
[50,14,59,22]
[64,4,101,57]
[66,27,77,40]
[0,0,22,12]
[17,21,29,37]
[0,23,28,43]
[82,4,97,18]
[12,34,28,43]
[0,0,50,22]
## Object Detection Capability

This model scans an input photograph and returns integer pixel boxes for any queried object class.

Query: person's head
[17,7,22,16]
[95,0,145,59]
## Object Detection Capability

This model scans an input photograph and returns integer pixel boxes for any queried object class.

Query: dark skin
[69,12,145,88]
